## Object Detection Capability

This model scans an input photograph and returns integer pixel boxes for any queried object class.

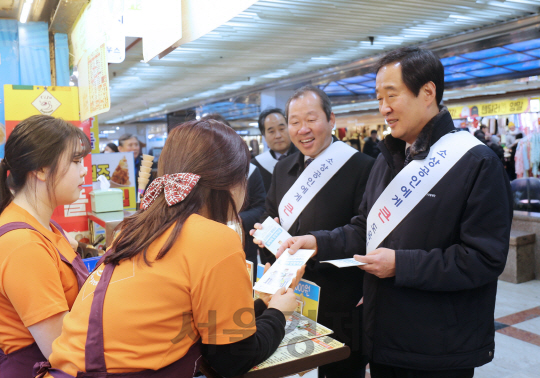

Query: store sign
[31,90,61,115]
[478,98,528,117]
[448,98,531,119]
[448,106,464,119]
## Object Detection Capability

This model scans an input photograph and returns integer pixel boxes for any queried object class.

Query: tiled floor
[475,279,540,378]
[365,279,540,378]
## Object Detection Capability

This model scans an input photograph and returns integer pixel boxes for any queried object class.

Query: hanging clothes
[531,133,540,177]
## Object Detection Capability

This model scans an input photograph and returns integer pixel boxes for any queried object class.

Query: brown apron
[34,262,203,378]
[0,221,89,378]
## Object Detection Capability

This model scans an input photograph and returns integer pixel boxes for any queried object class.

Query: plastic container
[90,188,123,213]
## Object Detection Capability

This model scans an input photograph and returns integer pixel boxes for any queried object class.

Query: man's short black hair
[479,125,487,131]
[371,129,378,135]
[376,47,444,105]
[258,108,286,135]
[285,85,332,122]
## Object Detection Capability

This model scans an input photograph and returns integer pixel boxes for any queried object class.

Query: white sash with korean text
[278,141,357,232]
[365,131,483,253]
[254,150,278,174]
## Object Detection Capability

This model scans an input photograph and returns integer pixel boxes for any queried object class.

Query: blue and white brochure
[253,216,293,255]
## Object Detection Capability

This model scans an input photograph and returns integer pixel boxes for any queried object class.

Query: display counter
[200,338,350,378]
[87,210,136,248]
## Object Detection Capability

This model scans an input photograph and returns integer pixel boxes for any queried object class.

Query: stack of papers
[250,337,345,371]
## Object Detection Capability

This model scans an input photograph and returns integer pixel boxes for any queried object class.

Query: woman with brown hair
[37,119,299,378]
[0,115,91,377]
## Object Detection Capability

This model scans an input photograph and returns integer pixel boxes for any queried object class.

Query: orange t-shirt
[0,203,79,354]
[48,214,256,374]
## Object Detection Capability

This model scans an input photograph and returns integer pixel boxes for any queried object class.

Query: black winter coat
[312,109,513,370]
[262,143,374,359]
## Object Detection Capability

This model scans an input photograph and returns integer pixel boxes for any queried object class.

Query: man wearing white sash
[253,86,375,378]
[278,48,512,378]
[252,108,298,192]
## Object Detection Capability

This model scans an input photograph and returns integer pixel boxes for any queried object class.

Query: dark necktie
[304,158,314,168]
[404,147,412,167]
[278,154,286,161]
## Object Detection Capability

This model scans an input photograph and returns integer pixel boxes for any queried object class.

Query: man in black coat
[279,48,512,378]
[474,125,489,144]
[252,108,298,192]
[362,129,381,158]
[253,86,374,378]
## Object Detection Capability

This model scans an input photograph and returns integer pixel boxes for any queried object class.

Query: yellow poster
[477,98,529,117]
[4,85,79,123]
[447,106,463,119]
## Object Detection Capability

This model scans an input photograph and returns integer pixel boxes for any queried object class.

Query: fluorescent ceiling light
[20,1,33,23]
[249,122,258,127]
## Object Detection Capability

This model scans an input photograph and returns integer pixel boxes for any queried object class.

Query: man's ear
[423,81,437,106]
[329,112,336,128]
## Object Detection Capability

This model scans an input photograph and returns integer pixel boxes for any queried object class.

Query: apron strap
[0,222,89,290]
[84,263,115,372]
[49,220,90,288]
[50,220,68,239]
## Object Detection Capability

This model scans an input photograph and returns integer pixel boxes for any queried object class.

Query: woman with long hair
[37,119,299,377]
[0,115,91,377]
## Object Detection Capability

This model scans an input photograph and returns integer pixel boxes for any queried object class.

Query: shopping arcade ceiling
[320,37,540,98]
[102,0,540,124]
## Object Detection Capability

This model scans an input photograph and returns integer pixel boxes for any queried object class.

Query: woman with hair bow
[36,119,301,378]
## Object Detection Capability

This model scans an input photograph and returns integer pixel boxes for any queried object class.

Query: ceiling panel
[103,0,540,123]
[323,36,540,99]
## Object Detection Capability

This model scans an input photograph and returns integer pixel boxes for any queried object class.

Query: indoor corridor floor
[365,279,540,378]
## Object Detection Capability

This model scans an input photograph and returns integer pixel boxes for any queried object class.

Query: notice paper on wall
[320,258,366,267]
[253,217,293,255]
[253,249,314,294]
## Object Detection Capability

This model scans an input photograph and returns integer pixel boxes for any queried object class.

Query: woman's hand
[268,288,298,321]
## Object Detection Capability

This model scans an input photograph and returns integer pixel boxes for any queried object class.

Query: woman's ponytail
[0,159,13,214]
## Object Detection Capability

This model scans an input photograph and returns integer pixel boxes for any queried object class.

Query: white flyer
[253,217,293,255]
[320,258,366,267]
[253,249,314,294]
